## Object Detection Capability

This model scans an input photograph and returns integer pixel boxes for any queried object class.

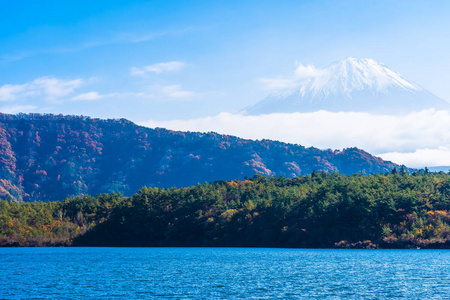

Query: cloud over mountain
[141,109,450,168]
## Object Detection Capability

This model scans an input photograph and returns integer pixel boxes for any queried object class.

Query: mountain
[244,57,449,115]
[0,113,399,202]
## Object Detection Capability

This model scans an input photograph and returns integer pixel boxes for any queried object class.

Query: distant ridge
[426,166,450,173]
[245,57,449,115]
[0,113,399,202]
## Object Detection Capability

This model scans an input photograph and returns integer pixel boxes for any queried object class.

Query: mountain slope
[245,58,449,115]
[0,113,399,202]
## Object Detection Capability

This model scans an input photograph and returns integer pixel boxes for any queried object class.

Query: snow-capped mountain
[244,57,449,115]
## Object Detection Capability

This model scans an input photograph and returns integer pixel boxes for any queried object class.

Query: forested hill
[0,113,398,202]
[2,173,450,248]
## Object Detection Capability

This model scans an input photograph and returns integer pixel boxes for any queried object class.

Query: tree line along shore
[1,170,450,249]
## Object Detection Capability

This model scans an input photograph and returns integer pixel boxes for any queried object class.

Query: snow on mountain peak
[303,57,421,98]
[244,58,448,115]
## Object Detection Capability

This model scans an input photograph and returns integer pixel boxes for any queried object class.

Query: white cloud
[71,91,106,101]
[0,84,28,101]
[294,63,325,78]
[131,61,186,76]
[140,109,450,168]
[127,85,196,100]
[260,62,326,91]
[2,29,193,63]
[160,85,195,98]
[30,77,83,99]
[130,67,145,76]
[67,85,196,102]
[0,105,38,114]
[0,77,84,102]
[379,147,450,168]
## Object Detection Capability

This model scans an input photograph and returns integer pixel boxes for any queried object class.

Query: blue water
[1,248,449,299]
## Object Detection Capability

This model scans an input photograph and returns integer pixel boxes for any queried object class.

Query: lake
[1,247,449,299]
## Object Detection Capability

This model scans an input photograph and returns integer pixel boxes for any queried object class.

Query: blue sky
[2,0,450,121]
[2,0,450,167]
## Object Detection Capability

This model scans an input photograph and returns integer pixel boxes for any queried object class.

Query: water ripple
[0,248,449,299]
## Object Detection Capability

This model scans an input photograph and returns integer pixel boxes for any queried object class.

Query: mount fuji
[244,57,449,115]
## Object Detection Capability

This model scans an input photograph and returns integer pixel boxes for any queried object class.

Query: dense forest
[1,171,450,249]
[0,113,398,202]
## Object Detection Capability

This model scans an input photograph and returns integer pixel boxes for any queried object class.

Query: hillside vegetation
[1,171,450,249]
[0,113,397,202]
